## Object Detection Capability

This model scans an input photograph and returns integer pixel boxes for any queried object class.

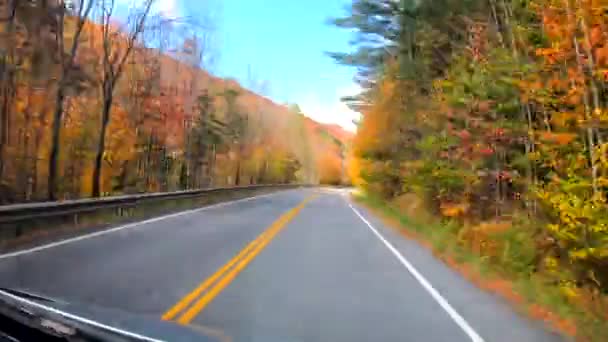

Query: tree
[0,0,18,185]
[186,90,226,188]
[287,104,316,183]
[221,88,248,185]
[91,0,154,197]
[47,0,94,200]
[335,0,608,314]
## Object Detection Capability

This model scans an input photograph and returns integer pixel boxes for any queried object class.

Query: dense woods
[336,0,608,336]
[0,0,350,204]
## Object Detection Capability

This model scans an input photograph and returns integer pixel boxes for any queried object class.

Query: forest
[335,0,608,337]
[0,0,350,204]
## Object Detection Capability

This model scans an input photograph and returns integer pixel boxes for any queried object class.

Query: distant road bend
[0,188,562,341]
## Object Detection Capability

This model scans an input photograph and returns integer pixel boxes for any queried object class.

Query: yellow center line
[175,197,310,325]
[161,227,269,321]
[162,194,316,323]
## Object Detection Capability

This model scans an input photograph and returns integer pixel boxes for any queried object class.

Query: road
[0,188,563,341]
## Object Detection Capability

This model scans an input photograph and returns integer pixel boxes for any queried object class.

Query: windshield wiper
[0,288,162,342]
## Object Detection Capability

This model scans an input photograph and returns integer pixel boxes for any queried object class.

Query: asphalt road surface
[0,188,564,341]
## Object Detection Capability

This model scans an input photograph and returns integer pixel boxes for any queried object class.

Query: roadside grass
[353,191,608,342]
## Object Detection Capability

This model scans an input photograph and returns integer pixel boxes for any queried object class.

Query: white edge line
[0,190,291,260]
[0,289,164,342]
[347,201,485,342]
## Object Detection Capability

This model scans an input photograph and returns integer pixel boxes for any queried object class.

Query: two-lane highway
[0,188,563,341]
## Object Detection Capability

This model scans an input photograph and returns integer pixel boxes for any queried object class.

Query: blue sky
[165,0,361,131]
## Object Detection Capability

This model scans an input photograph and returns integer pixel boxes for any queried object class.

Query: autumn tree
[44,0,93,200]
[221,88,248,185]
[184,90,226,188]
[287,104,316,183]
[0,0,18,187]
[91,0,154,197]
[337,2,608,330]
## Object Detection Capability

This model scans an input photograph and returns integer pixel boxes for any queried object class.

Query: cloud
[298,84,361,132]
[153,0,179,18]
[115,0,179,18]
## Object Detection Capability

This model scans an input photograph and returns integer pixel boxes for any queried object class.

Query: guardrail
[0,184,306,248]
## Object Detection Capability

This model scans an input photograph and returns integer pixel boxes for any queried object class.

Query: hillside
[151,47,352,186]
[0,9,352,203]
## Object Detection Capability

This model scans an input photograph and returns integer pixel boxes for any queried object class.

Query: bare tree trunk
[234,154,241,186]
[145,133,153,190]
[542,104,552,132]
[48,87,66,199]
[488,0,505,47]
[92,0,153,197]
[92,92,112,197]
[258,157,268,184]
[48,0,94,200]
[573,38,599,194]
[0,73,14,183]
[0,0,17,183]
[576,1,605,145]
[209,143,216,186]
[31,102,47,199]
[20,97,33,200]
[499,0,539,214]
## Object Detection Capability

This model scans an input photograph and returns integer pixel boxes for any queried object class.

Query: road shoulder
[347,194,566,342]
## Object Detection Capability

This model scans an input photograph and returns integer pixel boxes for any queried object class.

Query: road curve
[0,188,564,341]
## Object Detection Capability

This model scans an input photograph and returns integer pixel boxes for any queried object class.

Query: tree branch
[112,0,154,87]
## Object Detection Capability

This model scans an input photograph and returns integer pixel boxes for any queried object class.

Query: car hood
[1,288,219,341]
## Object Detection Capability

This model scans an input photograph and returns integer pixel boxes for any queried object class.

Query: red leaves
[457,129,472,140]
[590,25,604,47]
[479,147,494,156]
[594,45,608,67]
[496,170,512,181]
[543,9,565,40]
[446,108,454,119]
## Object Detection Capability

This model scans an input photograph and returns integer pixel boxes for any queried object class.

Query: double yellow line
[162,195,316,325]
